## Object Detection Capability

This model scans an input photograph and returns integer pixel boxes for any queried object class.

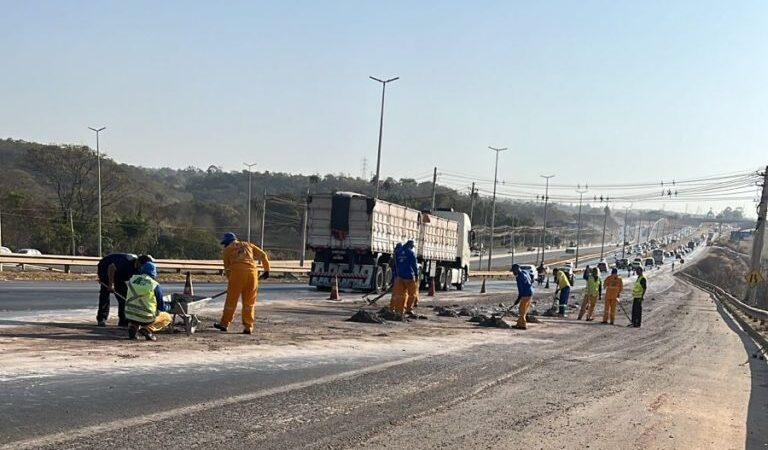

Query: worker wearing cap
[395,240,419,318]
[389,243,403,312]
[602,268,623,325]
[511,264,534,330]
[630,267,647,327]
[214,232,270,334]
[578,267,602,321]
[96,253,154,327]
[553,267,571,317]
[125,261,171,341]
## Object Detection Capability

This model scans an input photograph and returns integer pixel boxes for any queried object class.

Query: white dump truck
[307,192,471,292]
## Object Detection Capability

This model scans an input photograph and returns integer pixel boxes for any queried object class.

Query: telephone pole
[430,167,438,210]
[469,182,476,224]
[260,188,267,248]
[300,186,310,267]
[69,208,76,256]
[621,205,631,260]
[88,126,106,257]
[574,185,588,268]
[244,162,257,242]
[600,204,610,260]
[538,175,555,265]
[747,166,768,308]
[487,146,507,271]
[370,76,399,199]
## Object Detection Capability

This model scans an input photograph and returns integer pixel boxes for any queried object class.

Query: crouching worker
[125,262,171,341]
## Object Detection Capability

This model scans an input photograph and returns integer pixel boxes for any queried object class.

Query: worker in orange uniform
[396,240,419,319]
[389,243,403,312]
[602,267,623,325]
[213,232,270,334]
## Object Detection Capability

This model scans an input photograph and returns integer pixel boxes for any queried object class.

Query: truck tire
[383,265,392,290]
[439,267,449,291]
[373,266,386,293]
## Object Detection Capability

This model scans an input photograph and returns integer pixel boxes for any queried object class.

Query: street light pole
[487,146,507,271]
[370,76,399,199]
[538,175,555,265]
[574,185,588,268]
[600,205,610,260]
[622,205,631,260]
[244,162,257,242]
[88,126,106,257]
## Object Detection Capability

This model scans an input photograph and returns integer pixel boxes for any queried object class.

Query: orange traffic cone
[427,277,436,297]
[480,277,487,294]
[328,275,341,301]
[183,271,194,296]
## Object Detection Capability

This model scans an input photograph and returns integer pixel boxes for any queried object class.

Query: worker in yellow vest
[553,268,572,317]
[125,262,172,341]
[630,267,647,327]
[578,267,602,321]
[602,268,623,325]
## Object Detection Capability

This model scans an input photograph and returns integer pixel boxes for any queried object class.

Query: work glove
[259,271,270,280]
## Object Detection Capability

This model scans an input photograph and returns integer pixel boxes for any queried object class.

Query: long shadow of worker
[0,319,123,340]
[713,300,768,449]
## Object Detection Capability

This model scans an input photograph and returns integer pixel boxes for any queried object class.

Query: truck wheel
[373,266,386,293]
[382,265,392,290]
[455,282,463,291]
[439,267,449,291]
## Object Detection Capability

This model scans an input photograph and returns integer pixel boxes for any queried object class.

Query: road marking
[0,338,498,450]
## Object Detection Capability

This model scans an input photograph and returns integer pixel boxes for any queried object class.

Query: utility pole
[487,146,507,271]
[574,185,588,268]
[430,167,438,210]
[469,182,477,224]
[747,166,768,308]
[600,205,610,260]
[538,175,555,265]
[69,208,76,256]
[621,206,630,260]
[260,187,267,248]
[370,76,399,199]
[88,126,106,257]
[510,217,516,265]
[244,162,257,242]
[300,186,310,267]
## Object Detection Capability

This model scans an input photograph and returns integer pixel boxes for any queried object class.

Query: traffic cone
[428,277,436,297]
[183,271,194,296]
[480,277,487,294]
[328,275,341,301]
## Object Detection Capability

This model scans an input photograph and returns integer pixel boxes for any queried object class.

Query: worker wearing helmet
[214,232,270,334]
[553,267,571,317]
[125,261,171,341]
[395,240,419,318]
[602,268,624,325]
[630,267,647,327]
[96,253,154,327]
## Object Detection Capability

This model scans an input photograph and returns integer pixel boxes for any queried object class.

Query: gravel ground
[2,263,766,450]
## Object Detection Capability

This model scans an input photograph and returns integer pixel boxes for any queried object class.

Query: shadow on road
[712,300,768,449]
[0,319,123,340]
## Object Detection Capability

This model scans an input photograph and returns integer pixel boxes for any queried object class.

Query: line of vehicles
[0,246,42,256]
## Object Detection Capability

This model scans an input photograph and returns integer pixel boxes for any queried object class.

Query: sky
[1,1,766,215]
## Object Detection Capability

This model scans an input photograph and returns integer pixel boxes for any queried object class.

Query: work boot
[242,328,252,335]
[512,324,527,330]
[97,320,107,327]
[128,325,138,340]
[139,328,157,341]
[586,318,594,322]
[213,323,228,332]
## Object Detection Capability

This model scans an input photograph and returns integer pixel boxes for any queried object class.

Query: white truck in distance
[307,192,471,292]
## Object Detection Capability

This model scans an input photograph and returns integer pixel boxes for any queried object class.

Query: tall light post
[487,146,507,270]
[538,175,555,265]
[574,185,588,268]
[621,205,631,260]
[244,162,257,241]
[370,76,399,199]
[600,204,610,260]
[88,126,106,257]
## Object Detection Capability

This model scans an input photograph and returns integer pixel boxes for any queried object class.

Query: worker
[396,239,419,318]
[511,264,534,330]
[582,265,591,281]
[213,232,270,334]
[536,264,546,287]
[579,267,602,321]
[602,268,624,325]
[630,267,647,328]
[671,260,675,272]
[96,253,154,327]
[553,267,571,317]
[125,261,172,341]
[389,243,403,312]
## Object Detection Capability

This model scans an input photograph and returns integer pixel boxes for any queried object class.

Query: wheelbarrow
[169,291,226,335]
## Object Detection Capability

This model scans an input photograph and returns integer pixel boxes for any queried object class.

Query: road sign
[746,271,764,285]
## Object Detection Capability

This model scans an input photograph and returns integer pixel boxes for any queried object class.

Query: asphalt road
[2,246,765,449]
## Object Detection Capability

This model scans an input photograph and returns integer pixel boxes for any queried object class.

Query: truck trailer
[307,192,471,292]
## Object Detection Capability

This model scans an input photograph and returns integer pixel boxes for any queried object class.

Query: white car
[516,264,537,281]
[17,248,42,256]
[0,246,11,255]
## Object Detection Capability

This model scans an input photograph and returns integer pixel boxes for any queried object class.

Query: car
[556,263,575,285]
[515,264,537,281]
[0,246,11,254]
[17,248,42,255]
[632,258,642,269]
[596,259,609,273]
[526,246,536,252]
[615,258,629,269]
[644,257,655,268]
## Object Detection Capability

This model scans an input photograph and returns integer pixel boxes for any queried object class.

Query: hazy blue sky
[1,1,766,213]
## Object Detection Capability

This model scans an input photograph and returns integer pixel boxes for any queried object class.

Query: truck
[307,192,471,292]
[652,248,664,265]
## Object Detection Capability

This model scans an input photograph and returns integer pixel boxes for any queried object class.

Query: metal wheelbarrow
[169,291,226,335]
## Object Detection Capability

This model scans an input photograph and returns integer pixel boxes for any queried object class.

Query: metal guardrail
[676,272,768,322]
[0,254,306,274]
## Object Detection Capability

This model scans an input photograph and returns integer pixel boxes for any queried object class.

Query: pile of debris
[347,308,428,324]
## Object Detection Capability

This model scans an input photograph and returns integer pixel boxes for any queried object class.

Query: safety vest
[633,275,647,299]
[125,274,159,323]
[586,276,601,296]
[556,271,571,288]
